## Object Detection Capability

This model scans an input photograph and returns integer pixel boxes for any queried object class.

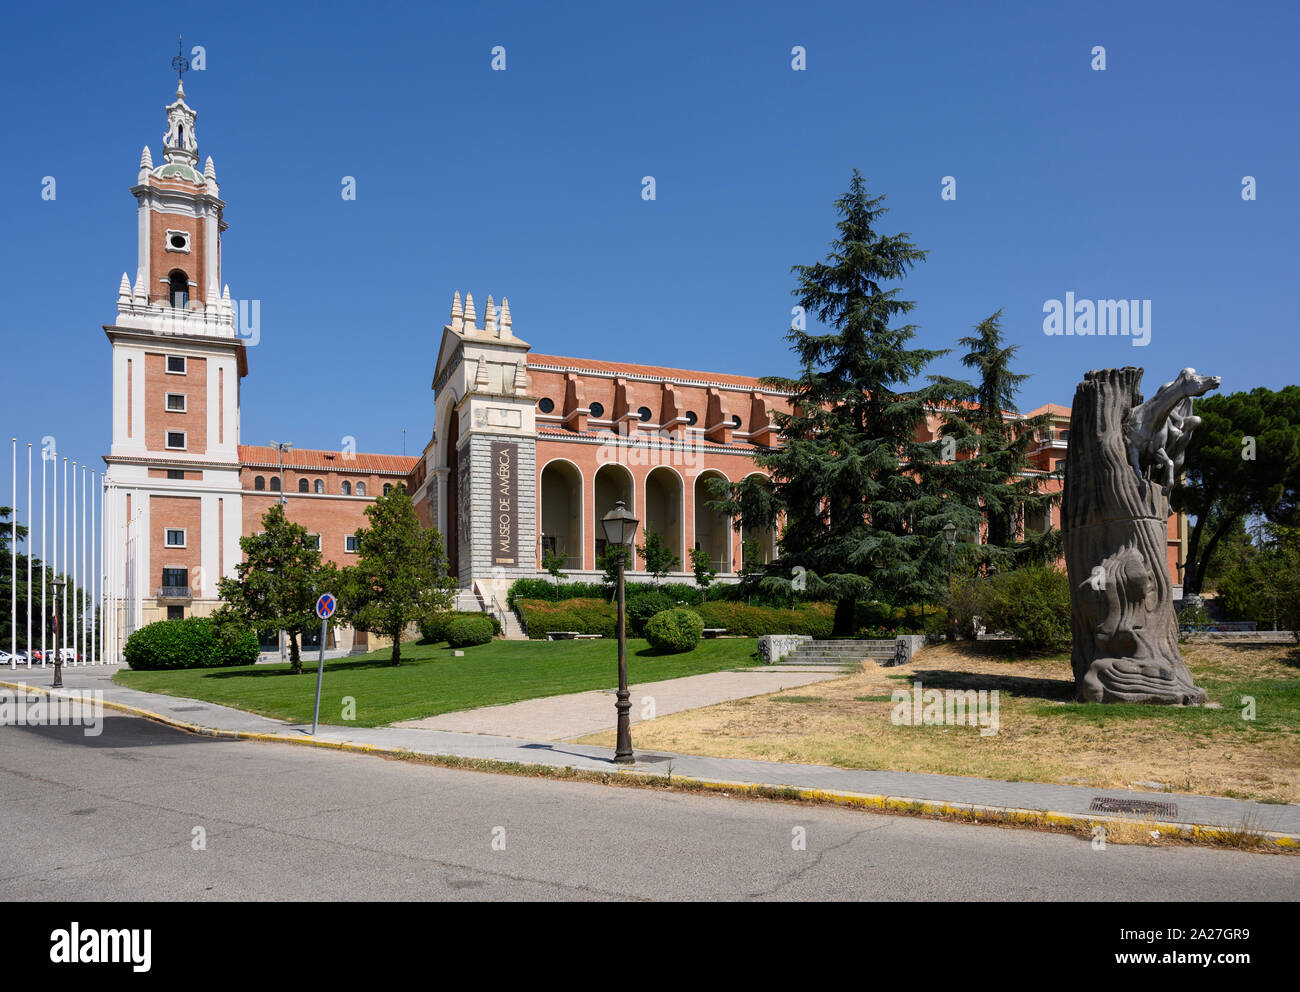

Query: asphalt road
[1,712,1295,901]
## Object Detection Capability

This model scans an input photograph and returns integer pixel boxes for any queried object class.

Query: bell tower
[103,52,246,644]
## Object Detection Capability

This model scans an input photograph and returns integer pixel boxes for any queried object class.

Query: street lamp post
[270,440,292,663]
[51,577,66,688]
[600,500,639,764]
[942,522,957,643]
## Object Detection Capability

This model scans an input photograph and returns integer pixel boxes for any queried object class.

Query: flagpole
[62,457,68,665]
[9,438,15,669]
[26,444,32,668]
[81,464,87,665]
[41,447,47,667]
[91,471,98,665]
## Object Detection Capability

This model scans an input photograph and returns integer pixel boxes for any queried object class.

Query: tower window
[313,479,324,495]
[165,431,187,450]
[166,355,187,374]
[588,401,605,418]
[341,481,352,496]
[638,406,652,422]
[165,392,186,412]
[298,479,309,493]
[538,397,555,414]
[684,410,698,426]
[356,482,366,497]
[254,476,265,491]
[269,477,281,492]
[168,270,189,309]
[383,484,393,496]
[166,230,191,253]
[730,414,742,429]
[165,528,186,548]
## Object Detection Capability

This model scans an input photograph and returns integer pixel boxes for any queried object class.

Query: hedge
[445,615,497,648]
[626,591,676,637]
[975,565,1071,651]
[508,577,706,608]
[645,608,703,653]
[691,601,835,638]
[124,617,260,671]
[516,598,616,639]
[419,611,501,643]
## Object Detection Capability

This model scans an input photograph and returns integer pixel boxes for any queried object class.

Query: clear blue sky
[1,0,1296,474]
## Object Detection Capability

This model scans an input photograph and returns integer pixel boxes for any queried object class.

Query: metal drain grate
[1089,797,1177,818]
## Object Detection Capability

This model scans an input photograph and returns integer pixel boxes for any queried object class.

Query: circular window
[538,397,555,414]
[588,402,605,418]
[684,410,698,426]
[170,234,187,249]
[731,415,741,428]
[637,406,652,422]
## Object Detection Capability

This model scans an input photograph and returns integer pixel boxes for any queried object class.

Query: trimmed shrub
[516,598,617,639]
[445,615,496,648]
[420,611,500,643]
[125,617,259,671]
[507,578,606,607]
[626,591,675,636]
[691,600,834,638]
[977,565,1071,651]
[645,608,704,653]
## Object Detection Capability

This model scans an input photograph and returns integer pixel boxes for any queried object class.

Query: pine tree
[714,172,971,635]
[929,310,1059,568]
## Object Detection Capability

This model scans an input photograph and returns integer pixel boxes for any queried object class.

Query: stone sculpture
[1062,367,1220,704]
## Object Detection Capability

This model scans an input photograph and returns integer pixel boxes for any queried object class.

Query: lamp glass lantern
[942,521,958,546]
[601,500,640,548]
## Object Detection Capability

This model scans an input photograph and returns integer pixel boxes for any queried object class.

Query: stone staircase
[773,639,900,669]
[453,585,529,640]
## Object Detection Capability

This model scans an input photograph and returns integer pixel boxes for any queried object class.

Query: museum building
[99,77,1185,654]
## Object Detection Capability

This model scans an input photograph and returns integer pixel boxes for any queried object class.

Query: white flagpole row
[4,437,123,668]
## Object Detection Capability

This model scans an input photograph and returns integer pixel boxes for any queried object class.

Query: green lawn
[114,637,760,727]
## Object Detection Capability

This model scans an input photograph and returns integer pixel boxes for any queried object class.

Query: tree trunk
[1062,368,1207,704]
[832,597,855,637]
[288,631,302,675]
[390,626,402,666]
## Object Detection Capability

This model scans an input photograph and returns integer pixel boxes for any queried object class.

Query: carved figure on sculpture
[1122,367,1221,491]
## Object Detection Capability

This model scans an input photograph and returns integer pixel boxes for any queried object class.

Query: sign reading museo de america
[490,440,517,566]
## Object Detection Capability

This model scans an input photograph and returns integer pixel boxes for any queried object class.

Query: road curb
[5,679,1296,852]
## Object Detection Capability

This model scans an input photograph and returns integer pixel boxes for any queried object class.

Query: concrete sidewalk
[394,667,843,740]
[5,668,1299,845]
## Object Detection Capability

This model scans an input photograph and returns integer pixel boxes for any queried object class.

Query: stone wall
[756,634,811,664]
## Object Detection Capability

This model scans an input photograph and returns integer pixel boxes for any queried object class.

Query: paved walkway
[394,667,843,740]
[5,668,1299,842]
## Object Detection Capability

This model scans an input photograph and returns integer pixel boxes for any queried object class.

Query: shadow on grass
[898,667,1076,702]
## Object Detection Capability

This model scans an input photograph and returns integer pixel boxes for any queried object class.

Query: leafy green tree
[710,171,969,634]
[0,505,74,651]
[689,547,717,600]
[339,486,456,666]
[1173,386,1300,595]
[1215,522,1300,631]
[599,543,632,593]
[636,528,679,586]
[542,548,567,594]
[216,502,336,674]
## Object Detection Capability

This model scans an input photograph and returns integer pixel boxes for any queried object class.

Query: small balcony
[156,585,193,601]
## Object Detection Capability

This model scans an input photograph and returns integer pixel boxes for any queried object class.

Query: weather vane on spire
[171,35,190,83]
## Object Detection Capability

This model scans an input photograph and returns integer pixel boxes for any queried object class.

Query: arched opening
[298,478,309,493]
[356,481,366,497]
[741,473,777,566]
[168,270,189,309]
[644,467,683,573]
[341,481,352,496]
[593,463,634,568]
[314,479,325,495]
[540,460,582,570]
[269,477,281,492]
[254,476,265,491]
[693,470,732,573]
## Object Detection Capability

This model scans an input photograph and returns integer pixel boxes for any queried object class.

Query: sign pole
[310,592,336,736]
[312,618,326,736]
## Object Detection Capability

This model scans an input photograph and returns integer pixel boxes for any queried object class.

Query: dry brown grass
[575,641,1300,803]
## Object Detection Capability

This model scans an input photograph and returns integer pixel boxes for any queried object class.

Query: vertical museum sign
[490,440,517,566]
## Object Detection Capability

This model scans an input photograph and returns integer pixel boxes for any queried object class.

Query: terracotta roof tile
[526,353,786,390]
[238,445,418,475]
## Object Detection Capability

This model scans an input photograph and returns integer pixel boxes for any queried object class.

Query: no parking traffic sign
[315,593,337,620]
